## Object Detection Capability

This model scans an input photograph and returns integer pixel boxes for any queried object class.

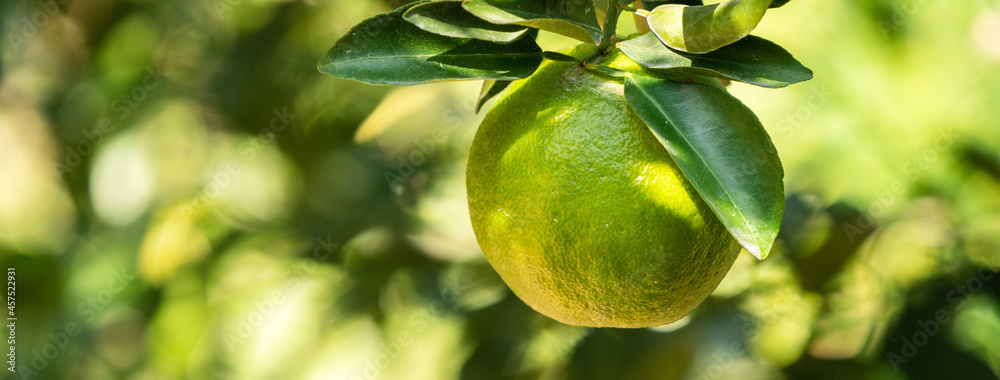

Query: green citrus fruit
[466,44,743,328]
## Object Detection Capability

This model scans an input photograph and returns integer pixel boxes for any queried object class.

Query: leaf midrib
[325,52,542,67]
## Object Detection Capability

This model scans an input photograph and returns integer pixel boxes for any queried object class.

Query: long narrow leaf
[618,33,812,88]
[476,80,511,113]
[642,0,703,8]
[646,0,787,8]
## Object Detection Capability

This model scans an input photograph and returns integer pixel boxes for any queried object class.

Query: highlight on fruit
[318,0,812,328]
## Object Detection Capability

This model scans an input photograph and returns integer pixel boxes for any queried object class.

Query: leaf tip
[744,238,774,260]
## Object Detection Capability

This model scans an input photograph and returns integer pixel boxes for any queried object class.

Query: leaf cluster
[317,0,813,259]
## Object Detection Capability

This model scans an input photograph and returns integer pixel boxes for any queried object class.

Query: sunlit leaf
[624,75,784,259]
[403,1,529,43]
[318,3,543,85]
[462,0,603,44]
[618,33,812,88]
[647,0,773,54]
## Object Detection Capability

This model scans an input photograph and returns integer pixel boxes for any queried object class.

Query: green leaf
[642,0,703,8]
[624,75,784,259]
[541,51,579,62]
[318,3,543,85]
[642,0,787,10]
[426,37,544,71]
[462,0,603,44]
[476,80,511,113]
[647,0,773,54]
[618,33,812,88]
[403,1,529,43]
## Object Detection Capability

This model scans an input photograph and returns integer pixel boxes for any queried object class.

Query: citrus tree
[318,0,812,328]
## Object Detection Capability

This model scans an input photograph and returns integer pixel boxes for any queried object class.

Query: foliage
[3,0,1000,379]
[319,0,813,259]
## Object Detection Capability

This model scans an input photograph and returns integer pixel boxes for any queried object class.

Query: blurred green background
[2,0,1000,379]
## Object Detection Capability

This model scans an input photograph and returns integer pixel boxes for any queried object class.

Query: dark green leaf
[426,37,544,71]
[618,33,811,88]
[542,51,579,62]
[462,0,603,44]
[642,0,702,8]
[647,0,772,53]
[624,75,784,259]
[403,1,529,43]
[318,3,543,85]
[642,0,788,12]
[476,80,511,113]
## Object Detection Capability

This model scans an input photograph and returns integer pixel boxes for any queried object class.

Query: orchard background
[2,0,1000,379]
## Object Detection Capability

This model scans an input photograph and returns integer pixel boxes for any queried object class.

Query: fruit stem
[598,1,623,51]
